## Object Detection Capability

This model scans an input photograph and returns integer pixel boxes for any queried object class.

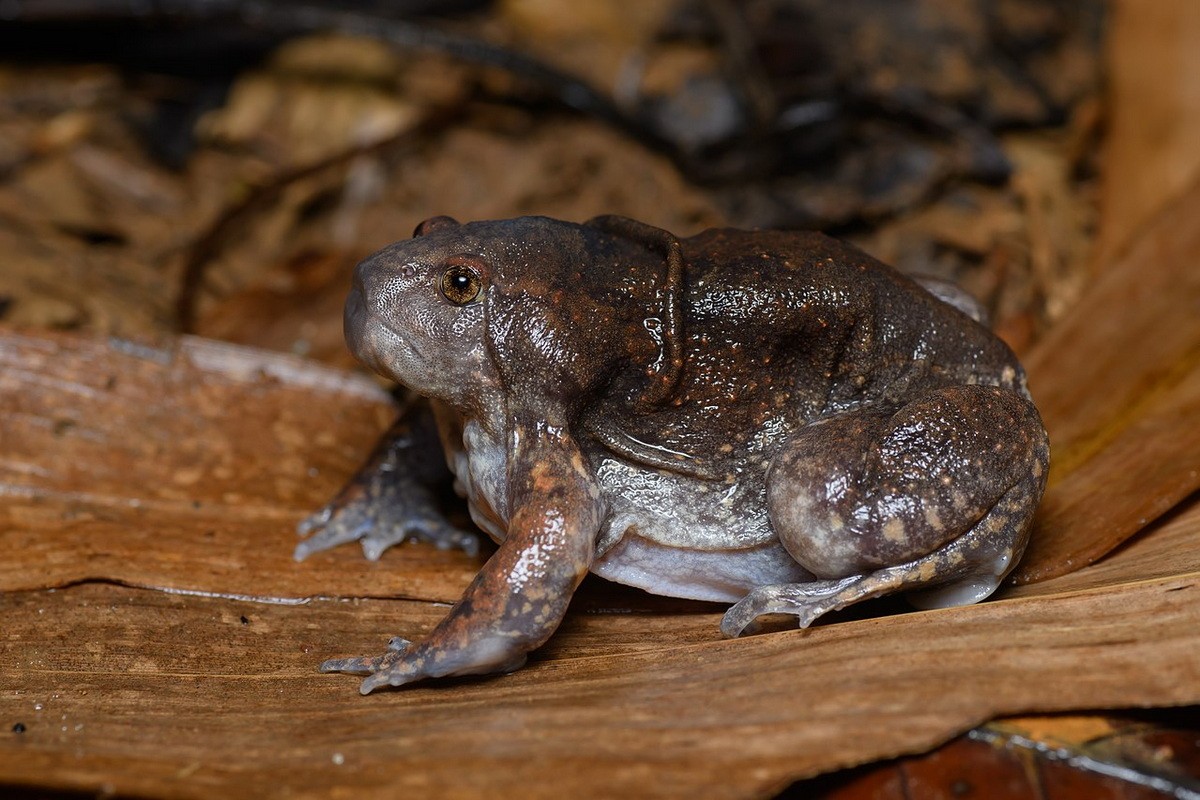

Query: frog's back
[678,227,1025,410]
[682,227,972,337]
[591,227,1027,478]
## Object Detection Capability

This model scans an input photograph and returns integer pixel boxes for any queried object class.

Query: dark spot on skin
[951,779,972,797]
[105,375,118,391]
[0,295,13,320]
[240,616,250,625]
[192,500,202,510]
[52,419,74,436]
[453,595,477,619]
[11,723,25,734]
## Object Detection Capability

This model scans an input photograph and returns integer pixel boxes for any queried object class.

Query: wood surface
[1,525,1197,799]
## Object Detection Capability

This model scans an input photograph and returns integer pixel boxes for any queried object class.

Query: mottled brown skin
[298,215,1049,693]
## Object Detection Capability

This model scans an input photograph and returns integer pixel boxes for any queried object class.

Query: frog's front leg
[723,384,1049,637]
[322,427,605,693]
[295,399,478,562]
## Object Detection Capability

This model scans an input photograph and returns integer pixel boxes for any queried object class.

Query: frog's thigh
[733,385,1048,634]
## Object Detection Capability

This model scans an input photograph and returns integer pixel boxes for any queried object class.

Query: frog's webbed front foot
[317,419,604,693]
[295,402,478,562]
[320,635,528,694]
[320,636,411,677]
[295,471,477,561]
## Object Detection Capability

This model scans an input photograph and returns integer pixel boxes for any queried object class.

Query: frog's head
[346,214,684,416]
[345,215,497,408]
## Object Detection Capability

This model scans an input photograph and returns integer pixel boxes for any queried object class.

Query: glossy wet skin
[300,214,1049,693]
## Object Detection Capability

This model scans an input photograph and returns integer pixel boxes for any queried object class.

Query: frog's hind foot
[722,469,1044,638]
[721,576,865,637]
[731,385,1050,638]
[720,546,994,639]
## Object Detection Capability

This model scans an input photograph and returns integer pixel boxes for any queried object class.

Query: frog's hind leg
[722,385,1049,638]
[721,476,1039,636]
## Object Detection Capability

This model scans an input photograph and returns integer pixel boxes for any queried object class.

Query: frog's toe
[320,637,411,677]
[721,591,771,637]
[296,505,332,537]
[358,524,408,562]
[321,638,426,694]
[359,666,422,694]
[319,655,379,676]
[358,516,479,561]
[719,609,764,638]
[293,503,373,561]
[721,576,864,637]
[405,518,481,558]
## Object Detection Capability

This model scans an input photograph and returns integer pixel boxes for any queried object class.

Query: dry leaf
[1012,175,1200,583]
[1094,0,1200,265]
[1,553,1196,798]
[0,330,476,603]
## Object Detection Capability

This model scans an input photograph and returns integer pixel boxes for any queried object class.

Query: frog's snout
[343,281,378,371]
[345,283,365,326]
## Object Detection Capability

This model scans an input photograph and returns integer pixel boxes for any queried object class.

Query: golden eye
[439,264,482,305]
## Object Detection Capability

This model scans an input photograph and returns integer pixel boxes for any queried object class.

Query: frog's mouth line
[346,289,432,377]
[368,314,433,375]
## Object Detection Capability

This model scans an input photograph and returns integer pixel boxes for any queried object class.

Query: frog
[296,214,1050,694]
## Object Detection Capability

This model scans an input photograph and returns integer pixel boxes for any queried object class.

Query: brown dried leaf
[1012,175,1200,583]
[1094,0,1200,266]
[0,329,476,603]
[0,561,1195,798]
[0,322,1198,799]
[1005,493,1200,600]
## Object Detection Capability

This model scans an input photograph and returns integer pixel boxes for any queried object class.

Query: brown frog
[296,215,1049,694]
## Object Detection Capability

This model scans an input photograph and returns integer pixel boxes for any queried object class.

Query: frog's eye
[439,263,483,305]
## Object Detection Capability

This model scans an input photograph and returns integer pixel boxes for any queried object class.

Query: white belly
[448,431,808,603]
[450,420,510,541]
[590,456,811,601]
[593,533,811,602]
